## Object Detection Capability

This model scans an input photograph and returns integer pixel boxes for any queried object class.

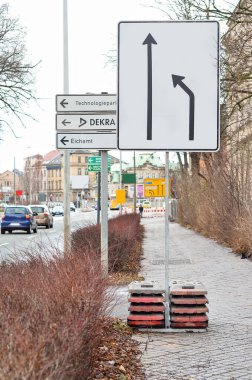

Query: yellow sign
[116,189,126,203]
[144,178,171,197]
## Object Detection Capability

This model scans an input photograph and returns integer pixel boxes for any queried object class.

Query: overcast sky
[0,0,231,172]
[0,0,163,172]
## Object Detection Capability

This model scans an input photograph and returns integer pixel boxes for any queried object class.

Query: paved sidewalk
[114,218,252,380]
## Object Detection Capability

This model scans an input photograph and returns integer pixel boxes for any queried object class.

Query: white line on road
[0,243,9,246]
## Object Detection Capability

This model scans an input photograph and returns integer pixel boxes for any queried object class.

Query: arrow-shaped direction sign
[56,114,117,131]
[56,94,117,112]
[56,133,117,149]
[143,33,157,141]
[172,74,195,141]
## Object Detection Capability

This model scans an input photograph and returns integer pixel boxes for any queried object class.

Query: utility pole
[133,151,136,213]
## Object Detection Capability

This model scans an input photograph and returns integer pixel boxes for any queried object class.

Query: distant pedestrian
[139,205,143,217]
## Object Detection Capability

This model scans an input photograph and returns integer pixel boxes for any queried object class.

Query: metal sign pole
[101,150,108,275]
[165,151,170,328]
[63,0,71,254]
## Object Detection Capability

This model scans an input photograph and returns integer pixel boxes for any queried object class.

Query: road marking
[0,243,9,246]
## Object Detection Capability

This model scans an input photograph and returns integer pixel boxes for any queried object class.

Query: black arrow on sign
[172,74,195,141]
[78,118,87,127]
[60,136,69,146]
[60,99,68,108]
[143,33,157,140]
[62,119,71,127]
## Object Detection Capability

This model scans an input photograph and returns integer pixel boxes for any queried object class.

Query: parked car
[1,205,37,234]
[142,200,152,208]
[29,205,53,229]
[52,205,64,216]
[70,202,76,212]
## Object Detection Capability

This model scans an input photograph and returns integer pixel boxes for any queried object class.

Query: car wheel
[27,225,32,234]
[1,229,5,234]
[9,230,12,234]
[46,222,50,229]
[50,223,53,228]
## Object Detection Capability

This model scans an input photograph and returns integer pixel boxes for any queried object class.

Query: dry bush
[72,213,144,274]
[177,154,252,256]
[0,243,113,379]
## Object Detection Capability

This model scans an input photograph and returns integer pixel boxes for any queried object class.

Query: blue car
[1,205,38,234]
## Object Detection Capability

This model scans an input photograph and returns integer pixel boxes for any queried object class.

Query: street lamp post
[14,157,16,204]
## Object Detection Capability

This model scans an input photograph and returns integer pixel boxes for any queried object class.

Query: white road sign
[118,21,219,151]
[56,94,117,113]
[56,133,117,150]
[56,114,117,131]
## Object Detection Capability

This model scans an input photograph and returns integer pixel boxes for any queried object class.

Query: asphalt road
[0,209,118,263]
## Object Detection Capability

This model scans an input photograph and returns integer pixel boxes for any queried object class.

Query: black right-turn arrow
[172,74,195,141]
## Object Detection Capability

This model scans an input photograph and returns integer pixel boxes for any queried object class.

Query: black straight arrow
[62,119,71,127]
[172,74,195,141]
[143,33,157,140]
[60,136,69,146]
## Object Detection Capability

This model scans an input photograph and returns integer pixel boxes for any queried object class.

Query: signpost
[55,92,117,275]
[117,21,219,330]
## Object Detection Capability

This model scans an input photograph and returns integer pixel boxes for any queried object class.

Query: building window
[59,180,61,190]
[85,156,89,163]
[78,156,81,163]
[78,168,81,175]
[85,169,88,175]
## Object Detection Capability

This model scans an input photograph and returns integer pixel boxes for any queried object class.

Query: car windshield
[5,207,27,214]
[31,207,45,213]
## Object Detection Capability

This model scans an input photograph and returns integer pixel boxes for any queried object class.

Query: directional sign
[88,164,111,172]
[56,133,117,150]
[88,163,111,172]
[56,114,117,131]
[118,21,219,151]
[88,156,111,164]
[144,178,171,197]
[56,94,117,113]
[88,156,111,172]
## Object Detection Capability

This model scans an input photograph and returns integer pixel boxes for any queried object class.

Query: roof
[128,153,164,168]
[43,150,60,164]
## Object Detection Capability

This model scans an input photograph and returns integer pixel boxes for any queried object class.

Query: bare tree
[0,4,38,138]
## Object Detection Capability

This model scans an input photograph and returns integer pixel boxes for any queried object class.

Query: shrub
[0,245,112,379]
[71,213,144,274]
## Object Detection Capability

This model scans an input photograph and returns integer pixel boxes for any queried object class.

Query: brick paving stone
[131,218,252,379]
